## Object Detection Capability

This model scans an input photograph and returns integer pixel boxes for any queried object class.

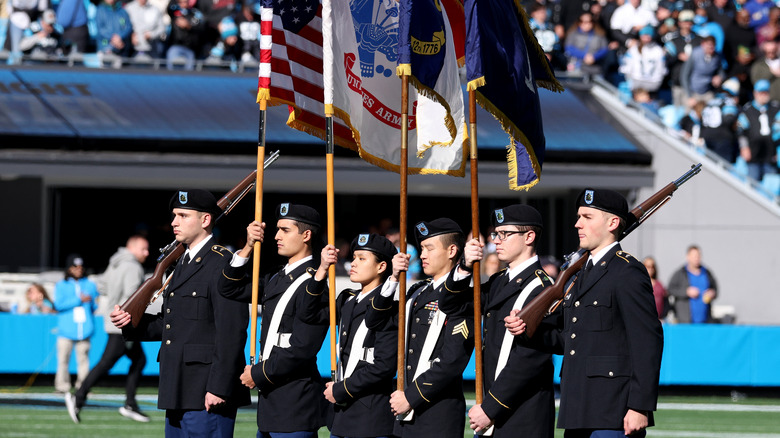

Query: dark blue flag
[465,0,562,190]
[397,0,464,154]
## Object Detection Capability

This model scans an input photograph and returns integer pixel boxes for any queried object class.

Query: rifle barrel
[517,163,703,339]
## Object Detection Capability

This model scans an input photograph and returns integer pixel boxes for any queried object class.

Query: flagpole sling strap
[261,271,313,360]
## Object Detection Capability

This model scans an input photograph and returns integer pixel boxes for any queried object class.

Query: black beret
[576,188,630,222]
[414,218,463,245]
[169,189,219,215]
[491,204,543,228]
[66,253,84,267]
[276,203,321,227]
[351,233,397,263]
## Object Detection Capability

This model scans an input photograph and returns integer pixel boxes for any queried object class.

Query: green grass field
[1,387,779,437]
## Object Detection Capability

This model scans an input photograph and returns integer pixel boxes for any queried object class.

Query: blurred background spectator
[6,0,48,64]
[19,8,62,58]
[54,254,99,394]
[620,25,667,93]
[643,256,669,320]
[737,79,780,181]
[166,0,204,70]
[125,0,165,60]
[96,0,133,67]
[11,283,55,314]
[681,35,725,105]
[482,252,502,279]
[668,245,718,323]
[565,11,609,76]
[205,15,240,67]
[55,0,88,53]
[234,0,260,63]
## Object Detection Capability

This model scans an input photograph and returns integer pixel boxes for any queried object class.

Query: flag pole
[326,112,338,381]
[469,90,484,404]
[321,0,338,382]
[397,73,410,392]
[250,100,268,366]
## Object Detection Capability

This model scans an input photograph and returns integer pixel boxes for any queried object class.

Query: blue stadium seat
[732,157,749,181]
[617,81,632,104]
[0,18,7,51]
[761,174,780,198]
[81,53,102,68]
[658,105,684,130]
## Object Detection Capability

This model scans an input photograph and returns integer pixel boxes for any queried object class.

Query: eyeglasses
[490,230,528,241]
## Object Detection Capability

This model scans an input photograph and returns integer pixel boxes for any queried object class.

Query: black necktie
[182,253,191,266]
[580,259,593,285]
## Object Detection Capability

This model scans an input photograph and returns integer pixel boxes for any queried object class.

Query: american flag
[258,0,356,148]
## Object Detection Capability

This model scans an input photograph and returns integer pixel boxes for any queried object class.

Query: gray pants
[55,337,90,393]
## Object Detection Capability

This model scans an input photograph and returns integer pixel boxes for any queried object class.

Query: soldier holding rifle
[440,204,557,437]
[110,189,250,437]
[506,189,663,438]
[217,203,329,438]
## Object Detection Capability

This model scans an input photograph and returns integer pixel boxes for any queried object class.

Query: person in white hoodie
[65,235,150,424]
[124,0,165,58]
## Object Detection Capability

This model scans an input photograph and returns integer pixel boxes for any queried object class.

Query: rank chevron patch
[452,320,469,339]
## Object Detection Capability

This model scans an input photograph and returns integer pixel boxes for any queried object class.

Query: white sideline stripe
[465,400,780,413]
[0,393,157,402]
[657,402,780,412]
[650,432,780,438]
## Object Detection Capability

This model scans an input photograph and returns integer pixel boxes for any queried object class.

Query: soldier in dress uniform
[217,203,329,438]
[506,189,664,438]
[307,233,399,438]
[365,218,475,438]
[439,204,557,437]
[110,189,250,437]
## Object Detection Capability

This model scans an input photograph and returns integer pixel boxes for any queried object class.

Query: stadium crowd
[528,0,780,186]
[3,0,779,186]
[1,0,260,69]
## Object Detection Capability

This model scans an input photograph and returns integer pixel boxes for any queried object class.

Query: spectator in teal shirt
[54,254,99,394]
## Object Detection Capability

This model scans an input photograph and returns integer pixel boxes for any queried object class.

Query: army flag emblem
[416,222,429,236]
[179,191,188,204]
[358,234,369,246]
[495,209,505,223]
[280,203,290,216]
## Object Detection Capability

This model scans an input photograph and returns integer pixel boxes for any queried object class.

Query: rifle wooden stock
[120,152,280,327]
[517,250,586,339]
[517,163,702,339]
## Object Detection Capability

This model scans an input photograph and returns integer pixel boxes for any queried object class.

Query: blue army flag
[465,0,563,190]
[397,0,467,159]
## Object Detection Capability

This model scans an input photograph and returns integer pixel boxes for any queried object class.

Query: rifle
[120,150,280,327]
[517,163,702,338]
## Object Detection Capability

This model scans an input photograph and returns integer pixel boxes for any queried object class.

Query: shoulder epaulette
[411,278,431,291]
[615,250,634,263]
[211,245,232,256]
[534,269,551,283]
